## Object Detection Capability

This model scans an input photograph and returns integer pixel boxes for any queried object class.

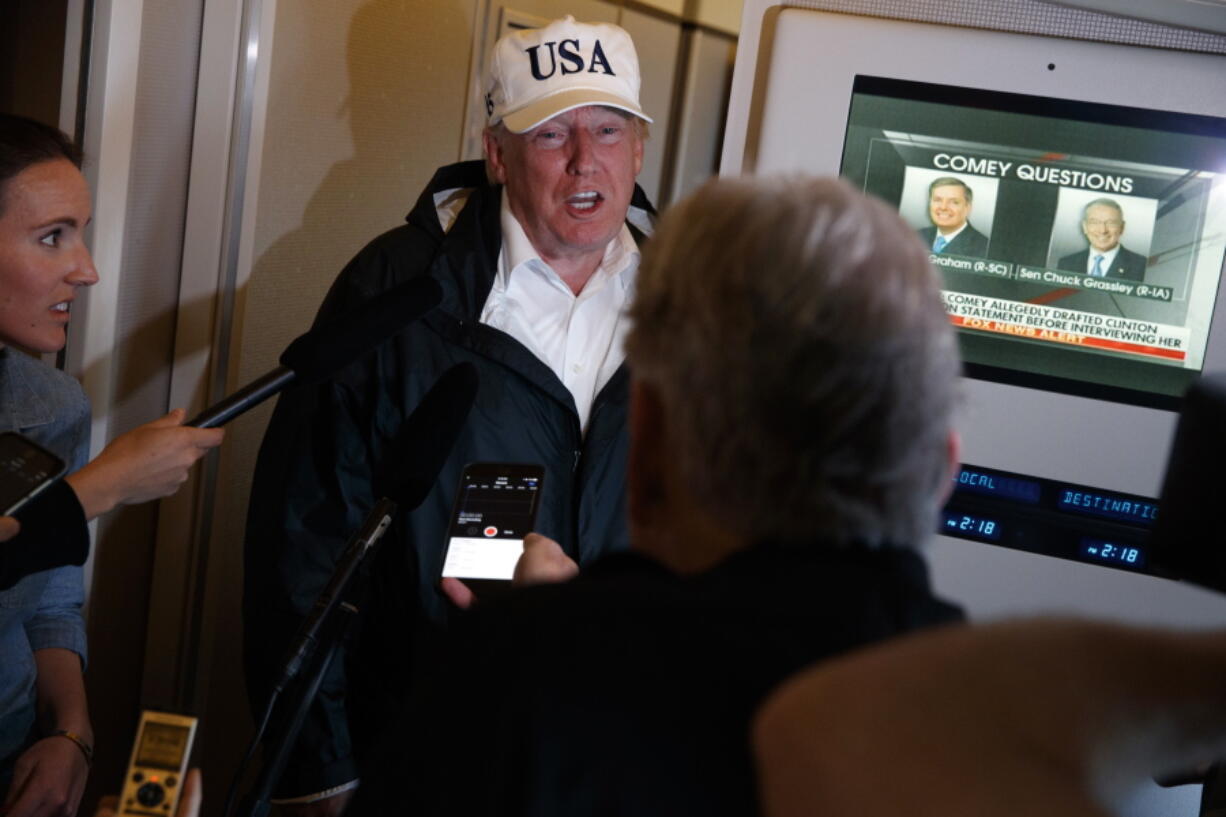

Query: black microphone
[273,362,479,690]
[187,276,442,428]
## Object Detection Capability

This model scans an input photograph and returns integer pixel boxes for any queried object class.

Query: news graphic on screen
[441,463,544,581]
[841,76,1226,406]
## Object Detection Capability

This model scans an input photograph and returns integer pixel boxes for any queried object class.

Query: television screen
[841,75,1226,407]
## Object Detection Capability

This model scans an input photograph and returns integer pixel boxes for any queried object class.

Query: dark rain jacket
[243,160,656,797]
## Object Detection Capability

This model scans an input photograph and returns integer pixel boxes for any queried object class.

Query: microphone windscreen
[280,276,442,384]
[386,363,480,510]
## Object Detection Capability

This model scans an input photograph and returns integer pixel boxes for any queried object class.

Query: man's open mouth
[567,191,603,211]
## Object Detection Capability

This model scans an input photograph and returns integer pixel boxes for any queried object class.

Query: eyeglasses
[1085,219,1123,229]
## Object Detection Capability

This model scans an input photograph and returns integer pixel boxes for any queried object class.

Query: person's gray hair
[626,176,960,548]
[928,176,973,203]
[1082,198,1124,220]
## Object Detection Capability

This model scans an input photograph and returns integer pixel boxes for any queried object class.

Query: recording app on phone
[441,463,544,581]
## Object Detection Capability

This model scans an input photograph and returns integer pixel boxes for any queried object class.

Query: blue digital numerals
[940,511,1002,541]
[1080,538,1144,567]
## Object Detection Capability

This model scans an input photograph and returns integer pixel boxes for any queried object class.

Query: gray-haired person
[358,176,965,817]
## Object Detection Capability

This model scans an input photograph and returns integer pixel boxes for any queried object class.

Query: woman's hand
[65,410,224,519]
[0,516,19,541]
[2,736,89,817]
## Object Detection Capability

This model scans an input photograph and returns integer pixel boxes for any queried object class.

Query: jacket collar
[0,348,56,430]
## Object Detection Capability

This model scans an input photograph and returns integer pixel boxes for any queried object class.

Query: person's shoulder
[0,351,88,419]
[464,553,680,633]
[1057,249,1085,270]
[960,224,989,252]
[708,541,961,614]
[333,161,495,298]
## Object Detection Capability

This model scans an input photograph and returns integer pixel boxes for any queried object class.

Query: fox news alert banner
[842,76,1226,405]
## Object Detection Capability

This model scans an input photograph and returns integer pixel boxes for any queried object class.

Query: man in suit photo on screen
[917,176,989,258]
[1057,198,1148,281]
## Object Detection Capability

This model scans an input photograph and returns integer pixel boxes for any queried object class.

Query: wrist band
[48,729,93,768]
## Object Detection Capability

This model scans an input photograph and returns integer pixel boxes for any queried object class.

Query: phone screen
[441,463,544,581]
[0,432,66,516]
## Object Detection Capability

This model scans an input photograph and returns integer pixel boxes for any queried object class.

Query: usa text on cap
[485,15,652,134]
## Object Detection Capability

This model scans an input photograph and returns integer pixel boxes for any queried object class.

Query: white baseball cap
[485,15,653,134]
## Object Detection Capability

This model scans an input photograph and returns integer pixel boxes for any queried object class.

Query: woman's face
[0,158,97,353]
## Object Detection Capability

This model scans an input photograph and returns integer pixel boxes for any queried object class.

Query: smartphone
[441,463,545,588]
[0,432,67,516]
[117,710,198,817]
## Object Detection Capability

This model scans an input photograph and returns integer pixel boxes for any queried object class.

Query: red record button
[483,526,498,537]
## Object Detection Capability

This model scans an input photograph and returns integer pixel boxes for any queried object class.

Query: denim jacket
[0,348,89,775]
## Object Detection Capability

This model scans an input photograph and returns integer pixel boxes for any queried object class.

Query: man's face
[485,106,643,265]
[1081,203,1125,253]
[928,184,971,233]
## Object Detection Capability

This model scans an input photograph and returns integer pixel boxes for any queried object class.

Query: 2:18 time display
[1080,538,1145,568]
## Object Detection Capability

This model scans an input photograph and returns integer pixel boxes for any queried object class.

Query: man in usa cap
[243,16,656,815]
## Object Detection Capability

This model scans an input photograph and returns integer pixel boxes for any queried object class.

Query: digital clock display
[940,511,1002,541]
[938,462,1160,576]
[1080,538,1145,568]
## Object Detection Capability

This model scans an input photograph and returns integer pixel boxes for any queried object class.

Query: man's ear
[936,429,962,508]
[632,128,644,178]
[483,128,508,184]
[628,380,667,531]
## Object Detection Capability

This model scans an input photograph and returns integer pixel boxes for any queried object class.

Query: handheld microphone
[274,362,479,690]
[187,276,442,428]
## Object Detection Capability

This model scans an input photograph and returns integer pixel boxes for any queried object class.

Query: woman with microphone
[0,113,223,817]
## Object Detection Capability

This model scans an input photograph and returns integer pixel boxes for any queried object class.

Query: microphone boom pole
[187,367,294,429]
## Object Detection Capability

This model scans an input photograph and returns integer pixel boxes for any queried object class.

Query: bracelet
[47,729,94,768]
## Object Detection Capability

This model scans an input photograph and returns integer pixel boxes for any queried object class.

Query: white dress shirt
[480,197,639,433]
[1084,245,1120,276]
[933,221,968,249]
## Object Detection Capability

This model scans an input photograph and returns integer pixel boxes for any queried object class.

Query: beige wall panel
[625,0,743,34]
[631,0,685,17]
[691,0,743,34]
[617,7,682,205]
[668,26,735,202]
[200,0,480,798]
